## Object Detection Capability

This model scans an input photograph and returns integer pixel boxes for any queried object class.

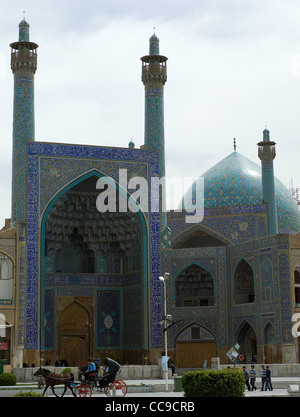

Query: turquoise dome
[182,152,300,234]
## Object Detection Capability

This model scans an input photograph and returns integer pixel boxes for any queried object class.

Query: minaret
[10,16,38,224]
[141,32,168,226]
[257,128,278,235]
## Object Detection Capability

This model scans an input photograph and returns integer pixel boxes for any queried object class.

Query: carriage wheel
[116,380,127,396]
[75,384,93,397]
[104,380,127,397]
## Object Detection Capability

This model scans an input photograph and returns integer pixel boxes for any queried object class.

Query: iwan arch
[1,18,300,368]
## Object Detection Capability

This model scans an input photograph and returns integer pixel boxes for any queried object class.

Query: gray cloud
[0,0,299,221]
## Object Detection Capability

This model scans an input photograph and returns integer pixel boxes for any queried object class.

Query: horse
[33,367,76,397]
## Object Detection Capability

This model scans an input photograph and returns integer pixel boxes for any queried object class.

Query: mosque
[1,18,300,369]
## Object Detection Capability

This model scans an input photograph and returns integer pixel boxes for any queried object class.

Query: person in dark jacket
[98,357,121,388]
[249,365,257,391]
[242,366,251,391]
[266,366,273,391]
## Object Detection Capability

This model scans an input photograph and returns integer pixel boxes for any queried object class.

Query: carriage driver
[98,357,121,388]
[84,358,96,381]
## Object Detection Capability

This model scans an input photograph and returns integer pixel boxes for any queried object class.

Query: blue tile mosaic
[25,142,162,350]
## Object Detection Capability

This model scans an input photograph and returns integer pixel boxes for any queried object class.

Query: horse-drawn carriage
[33,367,128,397]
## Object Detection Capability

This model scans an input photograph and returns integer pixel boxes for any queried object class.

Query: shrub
[62,367,73,375]
[182,369,245,397]
[14,391,43,397]
[0,373,17,386]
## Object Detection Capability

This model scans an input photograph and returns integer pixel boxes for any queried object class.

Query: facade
[1,19,300,369]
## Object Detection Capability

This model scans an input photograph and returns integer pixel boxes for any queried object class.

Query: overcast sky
[0,0,300,224]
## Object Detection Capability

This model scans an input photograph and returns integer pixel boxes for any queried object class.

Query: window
[0,253,13,280]
[175,264,214,307]
[294,268,300,306]
[0,253,13,301]
[234,259,255,304]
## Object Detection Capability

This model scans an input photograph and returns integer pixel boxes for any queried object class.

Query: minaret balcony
[11,50,37,74]
[257,141,276,160]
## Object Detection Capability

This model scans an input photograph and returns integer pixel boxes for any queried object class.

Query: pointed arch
[264,322,276,345]
[233,258,255,304]
[175,322,216,368]
[294,264,300,306]
[261,257,273,301]
[235,320,257,363]
[40,169,149,360]
[172,223,230,249]
[175,263,215,307]
[175,322,216,344]
[264,322,276,363]
[59,300,90,331]
[58,301,91,366]
[0,252,14,301]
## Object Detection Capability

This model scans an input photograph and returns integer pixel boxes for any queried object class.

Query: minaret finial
[233,137,236,152]
[23,11,26,20]
[153,27,155,35]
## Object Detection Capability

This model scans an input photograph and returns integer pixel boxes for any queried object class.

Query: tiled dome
[182,152,300,234]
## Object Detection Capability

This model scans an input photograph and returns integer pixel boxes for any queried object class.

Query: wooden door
[177,342,216,368]
[58,301,90,366]
[60,335,87,366]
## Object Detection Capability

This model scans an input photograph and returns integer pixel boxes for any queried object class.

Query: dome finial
[18,13,30,42]
[263,126,270,142]
[149,29,159,55]
[233,137,237,152]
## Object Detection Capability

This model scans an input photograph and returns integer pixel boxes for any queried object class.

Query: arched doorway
[175,263,215,307]
[234,259,255,304]
[294,266,300,306]
[176,324,216,368]
[59,301,90,366]
[41,171,148,364]
[264,322,276,363]
[235,321,257,363]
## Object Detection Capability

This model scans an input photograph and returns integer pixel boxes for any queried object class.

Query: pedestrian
[84,358,96,382]
[242,366,251,391]
[249,365,257,391]
[266,366,273,391]
[168,358,175,376]
[98,357,121,389]
[261,365,267,391]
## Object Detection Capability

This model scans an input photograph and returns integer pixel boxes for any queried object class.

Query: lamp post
[159,272,170,391]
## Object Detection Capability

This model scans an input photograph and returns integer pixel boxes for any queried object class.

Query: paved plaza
[0,376,298,398]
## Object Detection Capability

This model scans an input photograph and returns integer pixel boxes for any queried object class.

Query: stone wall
[12,365,171,382]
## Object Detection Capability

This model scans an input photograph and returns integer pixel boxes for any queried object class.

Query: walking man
[266,366,273,391]
[242,366,251,391]
[249,365,257,391]
[261,365,267,391]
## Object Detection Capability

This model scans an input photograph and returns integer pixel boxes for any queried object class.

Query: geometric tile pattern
[182,151,300,235]
[11,19,38,224]
[96,289,121,348]
[24,141,161,350]
[161,232,294,351]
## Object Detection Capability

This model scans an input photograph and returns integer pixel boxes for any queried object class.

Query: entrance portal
[41,173,147,364]
[176,324,216,368]
[58,300,90,366]
[235,321,257,363]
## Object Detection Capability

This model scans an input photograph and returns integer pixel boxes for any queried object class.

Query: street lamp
[159,272,170,391]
